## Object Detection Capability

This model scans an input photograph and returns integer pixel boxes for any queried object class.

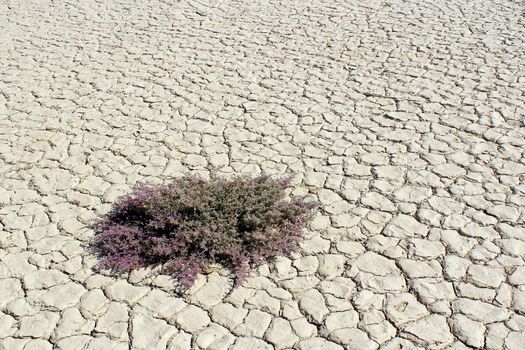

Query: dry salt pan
[2,0,524,348]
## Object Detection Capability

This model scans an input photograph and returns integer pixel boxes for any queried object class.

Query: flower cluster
[91,174,316,291]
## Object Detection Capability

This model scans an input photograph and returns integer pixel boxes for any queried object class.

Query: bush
[91,174,316,291]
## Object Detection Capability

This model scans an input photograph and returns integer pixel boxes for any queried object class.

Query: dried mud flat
[1,0,525,349]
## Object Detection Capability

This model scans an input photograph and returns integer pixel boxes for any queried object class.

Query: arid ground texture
[1,0,525,349]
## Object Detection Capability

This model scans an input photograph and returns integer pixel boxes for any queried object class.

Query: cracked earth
[1,0,525,349]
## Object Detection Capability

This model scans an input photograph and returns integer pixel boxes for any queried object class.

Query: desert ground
[1,0,524,349]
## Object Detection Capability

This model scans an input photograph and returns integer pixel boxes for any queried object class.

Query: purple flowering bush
[91,174,316,291]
